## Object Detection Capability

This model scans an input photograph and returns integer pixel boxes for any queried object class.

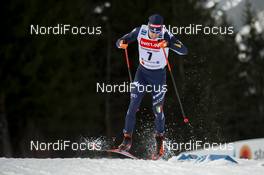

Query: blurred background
[0,0,264,158]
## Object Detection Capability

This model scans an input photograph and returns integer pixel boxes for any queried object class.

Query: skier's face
[149,31,159,39]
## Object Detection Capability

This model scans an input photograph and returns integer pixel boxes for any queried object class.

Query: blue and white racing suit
[116,24,187,135]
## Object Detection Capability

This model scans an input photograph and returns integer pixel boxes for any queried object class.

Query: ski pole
[124,48,133,82]
[161,47,192,128]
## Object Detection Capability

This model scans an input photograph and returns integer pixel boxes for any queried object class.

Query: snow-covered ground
[0,157,263,175]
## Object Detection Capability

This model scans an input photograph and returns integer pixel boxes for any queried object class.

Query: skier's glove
[119,40,128,49]
[158,40,168,48]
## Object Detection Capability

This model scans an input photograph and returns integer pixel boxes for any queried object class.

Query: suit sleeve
[116,27,140,48]
[164,30,188,55]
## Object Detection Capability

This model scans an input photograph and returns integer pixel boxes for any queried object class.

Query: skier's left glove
[158,40,168,48]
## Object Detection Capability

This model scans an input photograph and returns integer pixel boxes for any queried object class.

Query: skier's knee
[153,104,163,115]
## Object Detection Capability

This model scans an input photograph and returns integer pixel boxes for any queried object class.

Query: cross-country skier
[116,14,188,158]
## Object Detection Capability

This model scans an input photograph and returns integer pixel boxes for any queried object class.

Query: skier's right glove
[158,40,168,48]
[119,40,128,49]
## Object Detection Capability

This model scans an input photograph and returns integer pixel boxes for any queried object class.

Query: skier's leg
[148,68,166,157]
[152,91,166,134]
[148,69,166,135]
[119,66,146,151]
[152,89,166,157]
[123,84,145,134]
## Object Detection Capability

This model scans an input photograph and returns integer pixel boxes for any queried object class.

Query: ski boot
[152,133,165,160]
[118,133,132,151]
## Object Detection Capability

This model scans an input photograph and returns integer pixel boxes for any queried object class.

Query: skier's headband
[148,23,163,34]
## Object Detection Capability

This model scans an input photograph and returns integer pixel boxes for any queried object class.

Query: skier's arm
[163,31,188,55]
[116,27,140,48]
